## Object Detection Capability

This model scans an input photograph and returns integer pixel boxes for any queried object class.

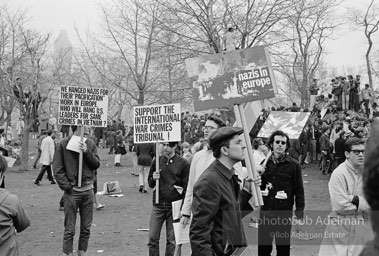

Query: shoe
[59,206,64,211]
[96,204,105,210]
[51,181,56,184]
[143,190,148,193]
[77,250,87,256]
[34,181,42,186]
[139,186,143,193]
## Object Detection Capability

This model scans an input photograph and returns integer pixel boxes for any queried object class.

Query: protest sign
[257,111,310,139]
[185,46,277,112]
[58,86,109,127]
[133,103,181,144]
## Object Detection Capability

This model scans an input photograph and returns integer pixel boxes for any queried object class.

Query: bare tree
[350,0,379,88]
[274,0,339,108]
[157,0,292,54]
[75,0,167,110]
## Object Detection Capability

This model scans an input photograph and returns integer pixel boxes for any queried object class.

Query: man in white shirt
[34,130,55,185]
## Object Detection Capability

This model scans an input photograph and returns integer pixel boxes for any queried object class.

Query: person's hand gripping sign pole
[233,104,264,207]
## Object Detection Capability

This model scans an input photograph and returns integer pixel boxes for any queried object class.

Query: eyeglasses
[204,126,217,131]
[275,140,286,145]
[350,150,365,155]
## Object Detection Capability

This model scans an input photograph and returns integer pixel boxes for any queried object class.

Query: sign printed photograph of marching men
[185,45,278,112]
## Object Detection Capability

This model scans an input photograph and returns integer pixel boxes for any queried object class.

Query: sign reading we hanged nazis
[133,103,181,144]
[185,46,277,111]
[58,86,109,127]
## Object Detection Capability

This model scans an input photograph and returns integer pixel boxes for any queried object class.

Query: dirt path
[7,144,331,256]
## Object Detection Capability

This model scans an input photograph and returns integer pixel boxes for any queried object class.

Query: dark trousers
[363,99,370,116]
[33,149,41,167]
[148,204,175,256]
[258,214,292,256]
[35,165,54,182]
[300,144,308,165]
[63,189,94,254]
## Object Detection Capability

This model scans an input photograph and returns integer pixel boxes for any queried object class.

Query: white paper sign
[58,86,109,127]
[66,135,87,153]
[133,103,181,143]
[173,222,190,245]
[4,156,16,167]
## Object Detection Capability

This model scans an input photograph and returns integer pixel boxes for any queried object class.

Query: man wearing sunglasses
[258,130,305,256]
[318,137,373,256]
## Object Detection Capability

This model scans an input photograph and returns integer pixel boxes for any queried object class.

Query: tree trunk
[138,87,145,106]
[366,39,373,88]
[19,115,31,172]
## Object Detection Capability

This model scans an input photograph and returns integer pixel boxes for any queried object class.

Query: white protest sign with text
[133,103,181,144]
[58,86,109,127]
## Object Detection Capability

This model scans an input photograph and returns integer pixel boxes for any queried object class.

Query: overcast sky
[9,0,379,80]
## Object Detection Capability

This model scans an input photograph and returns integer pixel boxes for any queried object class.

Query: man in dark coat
[190,127,260,256]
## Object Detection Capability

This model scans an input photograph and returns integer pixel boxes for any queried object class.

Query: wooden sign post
[58,86,109,188]
[234,104,263,207]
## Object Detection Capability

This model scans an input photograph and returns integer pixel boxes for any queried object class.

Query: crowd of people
[1,72,379,255]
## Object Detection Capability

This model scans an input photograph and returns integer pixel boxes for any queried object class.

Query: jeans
[63,189,94,254]
[258,214,292,256]
[148,204,175,256]
[363,99,370,117]
[35,165,54,182]
[309,139,317,162]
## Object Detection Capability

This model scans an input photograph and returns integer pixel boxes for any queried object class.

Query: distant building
[53,30,73,74]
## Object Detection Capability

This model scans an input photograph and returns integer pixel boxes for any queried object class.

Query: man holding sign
[53,125,100,256]
[147,141,190,256]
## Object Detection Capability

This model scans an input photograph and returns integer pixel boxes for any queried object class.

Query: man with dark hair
[53,125,100,256]
[190,127,259,255]
[318,137,373,256]
[320,126,331,174]
[258,130,305,256]
[34,130,55,185]
[147,141,190,256]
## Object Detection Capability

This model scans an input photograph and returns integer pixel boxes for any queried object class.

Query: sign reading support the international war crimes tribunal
[133,103,181,144]
[185,46,277,112]
[58,86,109,127]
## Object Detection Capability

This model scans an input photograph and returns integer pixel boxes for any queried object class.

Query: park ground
[7,137,333,256]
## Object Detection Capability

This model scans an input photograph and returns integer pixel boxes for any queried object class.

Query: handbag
[118,143,127,155]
